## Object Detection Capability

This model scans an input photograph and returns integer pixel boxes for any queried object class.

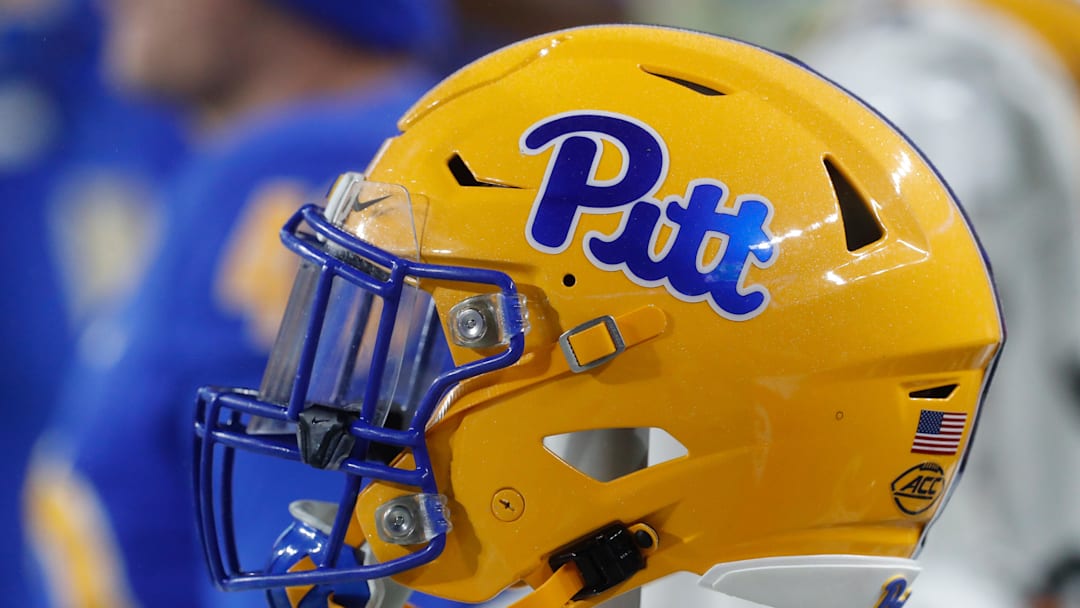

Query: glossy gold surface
[352,25,1003,605]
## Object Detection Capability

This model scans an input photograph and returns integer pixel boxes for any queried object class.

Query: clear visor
[256,176,453,431]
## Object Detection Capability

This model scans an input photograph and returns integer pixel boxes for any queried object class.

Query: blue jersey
[2,2,185,606]
[26,73,436,608]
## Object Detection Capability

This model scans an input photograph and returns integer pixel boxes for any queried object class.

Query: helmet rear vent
[641,67,726,96]
[825,157,883,251]
[543,427,687,483]
[448,153,520,188]
[909,384,958,400]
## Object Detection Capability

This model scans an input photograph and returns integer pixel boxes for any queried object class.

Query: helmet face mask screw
[455,307,487,342]
[381,504,416,540]
[373,494,452,545]
[447,293,527,348]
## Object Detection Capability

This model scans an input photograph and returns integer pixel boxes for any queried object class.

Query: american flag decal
[911,410,968,455]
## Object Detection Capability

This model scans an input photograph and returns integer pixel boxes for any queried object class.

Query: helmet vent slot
[825,157,883,251]
[543,427,687,483]
[448,153,520,188]
[639,67,725,97]
[909,384,958,400]
[641,67,726,96]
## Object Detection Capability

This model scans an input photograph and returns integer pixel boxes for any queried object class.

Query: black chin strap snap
[548,524,648,601]
[509,523,658,608]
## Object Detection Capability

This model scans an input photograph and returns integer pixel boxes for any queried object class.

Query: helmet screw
[491,488,525,522]
[454,308,487,342]
[380,504,416,540]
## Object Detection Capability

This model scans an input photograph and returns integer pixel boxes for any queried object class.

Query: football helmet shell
[195,25,1003,607]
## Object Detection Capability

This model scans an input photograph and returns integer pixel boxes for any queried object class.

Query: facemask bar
[194,195,526,592]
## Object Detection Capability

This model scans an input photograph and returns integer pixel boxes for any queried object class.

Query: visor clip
[297,406,357,470]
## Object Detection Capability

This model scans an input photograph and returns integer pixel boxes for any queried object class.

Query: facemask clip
[448,293,529,349]
[374,493,452,545]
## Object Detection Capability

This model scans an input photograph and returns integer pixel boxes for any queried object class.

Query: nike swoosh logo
[353,194,393,214]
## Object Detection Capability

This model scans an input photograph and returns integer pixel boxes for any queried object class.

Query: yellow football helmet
[194,25,1003,608]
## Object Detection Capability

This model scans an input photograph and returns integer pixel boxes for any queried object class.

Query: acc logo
[891,462,946,516]
[521,111,777,320]
[875,576,911,608]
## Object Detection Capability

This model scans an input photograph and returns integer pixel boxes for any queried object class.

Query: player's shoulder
[165,70,437,227]
[212,70,437,181]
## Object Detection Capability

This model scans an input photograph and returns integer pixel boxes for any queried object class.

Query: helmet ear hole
[543,428,687,483]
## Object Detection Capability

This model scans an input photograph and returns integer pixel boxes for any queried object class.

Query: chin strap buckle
[507,523,658,608]
[548,524,649,600]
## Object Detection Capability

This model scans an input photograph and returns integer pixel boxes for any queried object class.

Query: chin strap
[507,523,658,608]
[508,562,585,608]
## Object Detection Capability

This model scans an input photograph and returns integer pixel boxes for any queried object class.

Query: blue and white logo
[875,577,912,608]
[521,110,777,320]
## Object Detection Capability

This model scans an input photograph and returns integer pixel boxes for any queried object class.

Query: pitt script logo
[875,577,911,608]
[521,111,777,320]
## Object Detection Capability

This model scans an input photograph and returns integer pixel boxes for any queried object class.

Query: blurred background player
[0,0,185,605]
[22,1,453,607]
[451,0,624,60]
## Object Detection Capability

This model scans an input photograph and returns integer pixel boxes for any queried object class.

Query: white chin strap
[363,563,412,608]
